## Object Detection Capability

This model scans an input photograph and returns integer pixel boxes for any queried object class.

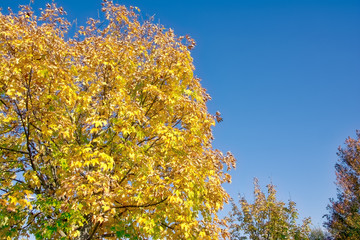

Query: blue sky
[2,0,360,229]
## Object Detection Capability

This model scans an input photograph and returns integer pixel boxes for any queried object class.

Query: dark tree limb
[0,146,29,155]
[114,197,168,209]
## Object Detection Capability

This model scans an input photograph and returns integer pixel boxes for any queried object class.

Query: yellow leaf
[103,205,111,212]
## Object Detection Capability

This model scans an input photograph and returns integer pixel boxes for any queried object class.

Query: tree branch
[0,98,10,110]
[0,146,29,155]
[118,167,133,185]
[161,222,176,230]
[114,197,168,209]
[87,221,101,240]
[145,136,162,153]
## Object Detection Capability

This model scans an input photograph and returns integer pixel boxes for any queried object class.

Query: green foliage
[309,227,332,240]
[228,178,311,240]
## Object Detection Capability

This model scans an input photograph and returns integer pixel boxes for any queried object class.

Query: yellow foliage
[228,179,311,239]
[0,1,235,239]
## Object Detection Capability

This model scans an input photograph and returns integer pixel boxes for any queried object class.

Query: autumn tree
[309,227,332,240]
[227,178,311,240]
[324,131,360,239]
[0,1,235,239]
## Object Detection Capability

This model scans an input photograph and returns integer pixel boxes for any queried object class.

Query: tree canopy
[0,1,235,239]
[325,131,360,239]
[309,227,332,240]
[228,178,311,240]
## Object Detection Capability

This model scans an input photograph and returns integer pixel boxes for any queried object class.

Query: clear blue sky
[2,0,359,228]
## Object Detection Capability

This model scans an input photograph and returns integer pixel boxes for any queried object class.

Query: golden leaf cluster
[0,1,235,239]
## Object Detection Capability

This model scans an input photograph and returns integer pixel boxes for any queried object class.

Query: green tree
[228,178,311,240]
[0,1,235,239]
[325,131,360,239]
[309,227,332,240]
